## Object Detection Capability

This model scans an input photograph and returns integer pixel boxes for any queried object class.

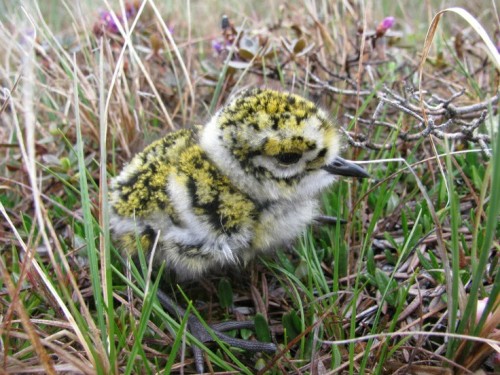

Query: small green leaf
[295,259,308,279]
[254,358,267,371]
[417,249,433,270]
[60,156,71,171]
[283,310,301,341]
[240,328,252,340]
[374,268,390,291]
[375,269,400,307]
[218,278,233,308]
[367,248,376,276]
[384,249,397,265]
[254,313,271,342]
[276,251,295,273]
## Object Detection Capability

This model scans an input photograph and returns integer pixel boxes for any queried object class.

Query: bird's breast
[251,198,320,251]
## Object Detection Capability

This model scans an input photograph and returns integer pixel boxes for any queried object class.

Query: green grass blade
[72,54,106,349]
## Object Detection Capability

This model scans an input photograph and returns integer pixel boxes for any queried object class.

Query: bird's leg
[313,214,346,225]
[156,289,277,373]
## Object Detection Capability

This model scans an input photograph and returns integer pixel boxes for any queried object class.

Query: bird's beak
[322,157,369,178]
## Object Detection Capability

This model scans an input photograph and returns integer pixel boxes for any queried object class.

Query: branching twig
[339,85,497,157]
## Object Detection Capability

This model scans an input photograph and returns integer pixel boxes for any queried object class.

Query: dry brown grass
[0,0,499,373]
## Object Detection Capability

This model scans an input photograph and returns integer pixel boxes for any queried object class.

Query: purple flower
[376,16,395,37]
[125,3,137,19]
[19,28,36,46]
[381,17,395,30]
[99,11,121,33]
[212,40,223,54]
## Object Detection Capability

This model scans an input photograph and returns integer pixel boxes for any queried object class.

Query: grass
[0,0,499,374]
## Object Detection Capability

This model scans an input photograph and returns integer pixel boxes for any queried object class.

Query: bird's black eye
[275,152,302,165]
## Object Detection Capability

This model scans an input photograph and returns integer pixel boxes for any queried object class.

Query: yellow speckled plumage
[109,88,367,281]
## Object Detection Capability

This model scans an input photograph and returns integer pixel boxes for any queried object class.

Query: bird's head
[201,88,368,201]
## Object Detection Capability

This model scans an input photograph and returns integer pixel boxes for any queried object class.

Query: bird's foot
[157,290,276,373]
